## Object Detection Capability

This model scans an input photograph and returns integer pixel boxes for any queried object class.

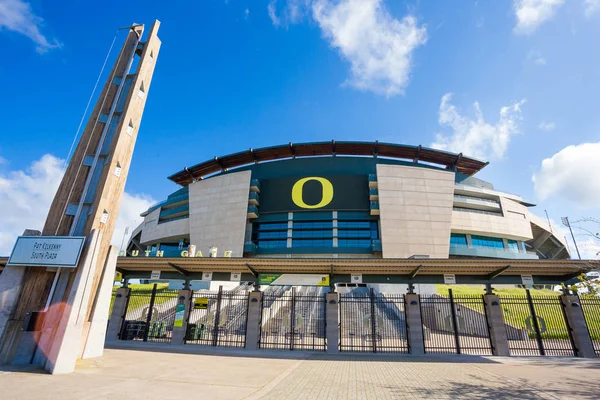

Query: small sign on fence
[351,274,363,284]
[150,270,161,280]
[443,274,456,284]
[202,272,213,281]
[231,272,241,281]
[174,303,185,327]
[194,298,209,309]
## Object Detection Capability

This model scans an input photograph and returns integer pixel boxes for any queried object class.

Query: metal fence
[579,295,600,357]
[260,287,326,351]
[339,289,408,353]
[499,291,575,356]
[420,291,492,355]
[185,286,249,348]
[119,284,179,343]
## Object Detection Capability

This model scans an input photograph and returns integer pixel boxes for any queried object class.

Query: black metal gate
[579,295,600,357]
[119,284,179,343]
[185,286,249,348]
[499,291,575,356]
[420,290,492,355]
[339,289,408,353]
[260,287,326,351]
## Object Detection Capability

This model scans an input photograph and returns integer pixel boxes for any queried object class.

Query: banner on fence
[258,273,330,286]
[174,303,185,327]
[444,274,456,284]
[521,275,534,285]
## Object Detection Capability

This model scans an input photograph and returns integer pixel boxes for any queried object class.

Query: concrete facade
[140,208,190,244]
[483,295,510,356]
[188,170,251,258]
[377,164,455,259]
[245,291,262,350]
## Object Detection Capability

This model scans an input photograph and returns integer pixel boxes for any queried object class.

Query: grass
[109,283,174,315]
[435,284,559,297]
[435,285,600,340]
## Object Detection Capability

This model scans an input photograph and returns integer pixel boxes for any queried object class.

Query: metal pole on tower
[562,216,581,260]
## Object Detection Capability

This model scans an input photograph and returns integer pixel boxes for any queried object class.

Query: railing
[579,295,600,357]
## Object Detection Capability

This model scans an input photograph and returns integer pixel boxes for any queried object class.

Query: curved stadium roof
[168,141,488,186]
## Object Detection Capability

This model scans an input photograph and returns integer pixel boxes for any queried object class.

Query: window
[471,235,504,249]
[338,230,371,238]
[258,222,288,231]
[507,239,520,252]
[292,230,332,239]
[450,233,468,248]
[453,207,502,216]
[293,221,333,230]
[338,221,371,229]
[258,240,287,248]
[257,231,288,239]
[292,239,333,248]
[338,239,371,248]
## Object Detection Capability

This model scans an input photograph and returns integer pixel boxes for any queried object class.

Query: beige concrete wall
[188,171,251,257]
[139,208,190,245]
[451,197,533,241]
[377,164,455,258]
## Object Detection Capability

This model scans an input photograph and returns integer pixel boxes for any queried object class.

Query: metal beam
[487,265,511,280]
[331,139,336,156]
[373,140,379,158]
[413,145,421,163]
[245,263,258,277]
[409,264,423,278]
[250,148,259,164]
[289,142,296,159]
[168,262,189,276]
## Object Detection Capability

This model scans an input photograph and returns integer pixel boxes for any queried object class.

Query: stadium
[103,141,600,357]
[125,140,568,265]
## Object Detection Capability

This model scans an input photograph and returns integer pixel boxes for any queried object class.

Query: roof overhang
[168,141,489,186]
[115,257,598,285]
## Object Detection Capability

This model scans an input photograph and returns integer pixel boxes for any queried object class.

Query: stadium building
[126,141,568,266]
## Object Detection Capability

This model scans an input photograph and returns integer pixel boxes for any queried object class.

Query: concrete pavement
[1,346,599,399]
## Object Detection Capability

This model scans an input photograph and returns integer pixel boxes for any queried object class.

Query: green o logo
[291,177,334,209]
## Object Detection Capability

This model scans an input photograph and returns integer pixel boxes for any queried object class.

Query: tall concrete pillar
[326,292,339,353]
[483,295,510,356]
[105,287,130,342]
[245,291,262,350]
[561,295,596,358]
[405,294,425,355]
[171,289,192,345]
[81,246,118,359]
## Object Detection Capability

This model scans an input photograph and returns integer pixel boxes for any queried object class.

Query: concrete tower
[0,21,161,373]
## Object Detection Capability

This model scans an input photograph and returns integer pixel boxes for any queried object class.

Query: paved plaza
[0,345,599,399]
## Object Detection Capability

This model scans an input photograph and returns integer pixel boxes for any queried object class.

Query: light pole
[561,217,581,260]
[119,226,129,255]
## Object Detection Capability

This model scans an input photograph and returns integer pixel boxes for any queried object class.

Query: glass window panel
[471,235,504,249]
[450,233,468,247]
[258,240,287,248]
[292,239,333,248]
[338,239,371,248]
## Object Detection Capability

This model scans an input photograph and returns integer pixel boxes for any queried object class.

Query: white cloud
[0,0,61,53]
[0,154,155,255]
[538,121,556,131]
[431,93,526,160]
[268,1,281,26]
[513,0,564,35]
[312,0,427,97]
[267,0,427,97]
[532,142,600,208]
[585,0,600,16]
[244,8,250,19]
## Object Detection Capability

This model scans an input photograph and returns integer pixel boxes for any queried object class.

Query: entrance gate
[119,284,179,343]
[339,289,408,353]
[260,287,326,351]
[579,295,600,357]
[420,290,493,355]
[185,286,249,348]
[499,291,575,356]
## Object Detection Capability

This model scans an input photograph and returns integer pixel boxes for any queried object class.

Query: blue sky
[0,0,599,256]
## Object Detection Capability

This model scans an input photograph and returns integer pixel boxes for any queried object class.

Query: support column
[405,294,424,355]
[106,287,130,342]
[561,295,596,358]
[171,289,192,345]
[483,294,510,356]
[81,246,118,359]
[245,291,262,350]
[326,292,339,353]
